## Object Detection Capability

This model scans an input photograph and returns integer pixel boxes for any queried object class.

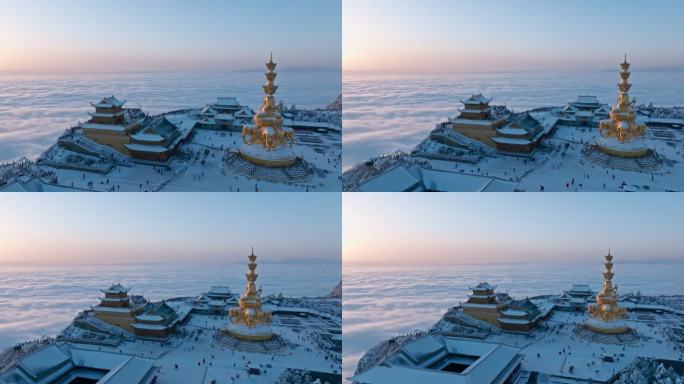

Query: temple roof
[461,94,492,105]
[575,95,600,106]
[103,283,130,294]
[470,282,496,291]
[92,96,126,109]
[215,96,239,107]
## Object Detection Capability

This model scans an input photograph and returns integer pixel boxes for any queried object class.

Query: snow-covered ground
[344,108,684,192]
[0,291,342,384]
[343,263,684,383]
[354,296,684,383]
[0,105,341,192]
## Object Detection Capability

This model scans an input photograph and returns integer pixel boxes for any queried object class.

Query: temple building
[584,250,629,334]
[197,97,254,131]
[491,113,544,154]
[596,55,649,158]
[80,96,144,153]
[560,284,595,311]
[238,55,298,167]
[125,116,193,163]
[131,301,180,340]
[497,298,541,333]
[560,95,610,126]
[80,97,191,163]
[449,94,509,147]
[197,285,236,315]
[222,249,274,341]
[351,335,522,384]
[462,282,509,326]
[93,284,146,332]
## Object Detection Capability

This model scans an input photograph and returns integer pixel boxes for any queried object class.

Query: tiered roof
[461,94,492,106]
[91,96,126,109]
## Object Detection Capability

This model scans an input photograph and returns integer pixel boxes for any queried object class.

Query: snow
[501,310,527,317]
[125,144,171,153]
[357,166,420,192]
[420,169,499,192]
[80,123,127,132]
[17,345,70,379]
[131,323,168,331]
[400,335,443,363]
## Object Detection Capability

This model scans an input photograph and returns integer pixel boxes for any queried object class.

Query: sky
[0,0,341,73]
[344,0,684,73]
[0,193,341,265]
[344,193,684,265]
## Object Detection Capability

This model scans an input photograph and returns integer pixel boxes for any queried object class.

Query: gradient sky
[0,0,341,73]
[344,0,684,73]
[344,193,684,265]
[0,193,341,265]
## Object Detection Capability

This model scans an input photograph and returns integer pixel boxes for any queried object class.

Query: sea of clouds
[342,262,684,382]
[0,70,340,162]
[0,262,340,349]
[343,70,684,170]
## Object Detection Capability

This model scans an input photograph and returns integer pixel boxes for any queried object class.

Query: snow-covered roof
[357,166,421,192]
[97,356,157,384]
[88,110,125,118]
[570,284,592,293]
[124,144,171,153]
[354,337,521,384]
[130,132,164,143]
[215,97,238,107]
[131,323,168,331]
[17,345,70,380]
[471,282,496,291]
[400,335,444,364]
[491,136,532,145]
[421,169,495,192]
[461,93,492,105]
[80,122,127,132]
[208,286,231,296]
[575,95,599,105]
[104,284,130,294]
[92,96,126,109]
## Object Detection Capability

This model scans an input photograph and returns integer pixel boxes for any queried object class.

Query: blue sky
[344,193,684,264]
[344,0,684,72]
[0,193,341,264]
[0,0,341,72]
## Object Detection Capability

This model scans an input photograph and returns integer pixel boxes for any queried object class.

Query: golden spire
[598,54,647,143]
[228,248,272,328]
[241,54,295,151]
[588,249,627,323]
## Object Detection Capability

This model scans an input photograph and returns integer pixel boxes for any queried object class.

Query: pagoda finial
[251,246,254,255]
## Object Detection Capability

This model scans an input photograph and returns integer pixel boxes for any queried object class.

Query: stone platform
[227,152,314,183]
[238,143,297,167]
[583,144,661,172]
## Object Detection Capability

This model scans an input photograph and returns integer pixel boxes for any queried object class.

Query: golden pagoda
[239,54,297,167]
[596,55,649,158]
[585,249,629,334]
[224,248,274,341]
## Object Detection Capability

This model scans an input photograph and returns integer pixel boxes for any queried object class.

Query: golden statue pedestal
[584,317,629,335]
[596,136,650,159]
[221,322,274,342]
[238,137,297,167]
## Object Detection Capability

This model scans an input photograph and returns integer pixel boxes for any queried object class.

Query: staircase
[582,145,662,172]
[227,154,314,183]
